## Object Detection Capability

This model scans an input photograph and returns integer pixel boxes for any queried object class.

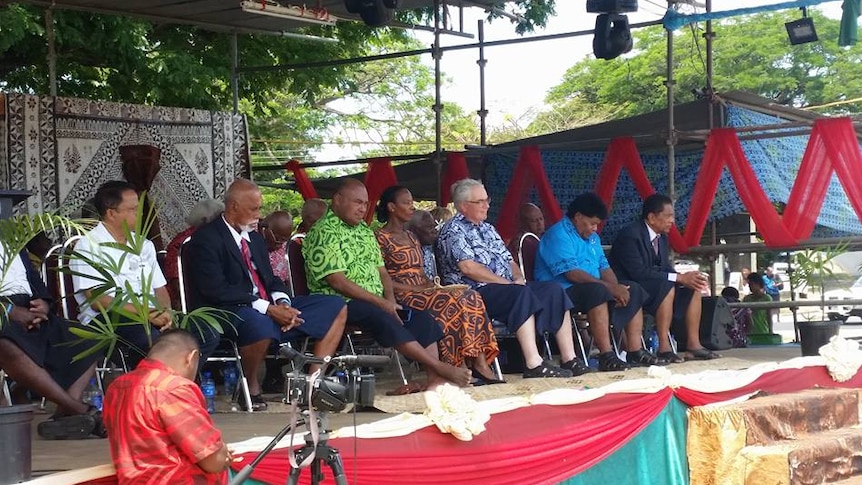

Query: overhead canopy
[15,0,508,35]
[489,91,825,152]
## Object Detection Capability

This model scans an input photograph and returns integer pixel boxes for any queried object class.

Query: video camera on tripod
[279,346,390,412]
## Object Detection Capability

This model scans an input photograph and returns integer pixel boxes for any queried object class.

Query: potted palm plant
[789,243,848,356]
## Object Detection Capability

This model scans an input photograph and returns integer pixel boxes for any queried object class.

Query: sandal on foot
[385,382,424,396]
[686,348,721,361]
[626,350,665,367]
[597,352,631,372]
[523,360,573,379]
[560,359,595,376]
[657,351,684,364]
[471,369,506,386]
[37,414,96,440]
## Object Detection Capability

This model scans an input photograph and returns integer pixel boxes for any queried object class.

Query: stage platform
[19,344,862,485]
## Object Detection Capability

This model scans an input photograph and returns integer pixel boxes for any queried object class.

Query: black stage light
[343,0,395,27]
[786,17,818,45]
[593,13,633,60]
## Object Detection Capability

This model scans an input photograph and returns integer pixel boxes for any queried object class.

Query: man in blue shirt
[535,193,660,370]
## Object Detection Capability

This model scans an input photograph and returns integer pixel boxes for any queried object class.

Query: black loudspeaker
[671,296,733,352]
[593,13,633,60]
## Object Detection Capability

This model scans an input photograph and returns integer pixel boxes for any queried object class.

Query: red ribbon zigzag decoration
[285,159,318,200]
[440,152,470,206]
[594,117,862,253]
[496,145,564,241]
[364,157,397,223]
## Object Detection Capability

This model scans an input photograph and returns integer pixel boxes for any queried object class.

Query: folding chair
[178,238,253,412]
[0,370,12,407]
[56,235,128,392]
[287,234,409,384]
[517,232,589,366]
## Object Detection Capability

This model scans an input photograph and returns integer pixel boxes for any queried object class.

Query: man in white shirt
[1,244,105,439]
[72,181,218,367]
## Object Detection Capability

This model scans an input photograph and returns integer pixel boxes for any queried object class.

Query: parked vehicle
[824,275,862,323]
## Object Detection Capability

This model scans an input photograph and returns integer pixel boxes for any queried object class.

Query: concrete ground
[24,343,814,477]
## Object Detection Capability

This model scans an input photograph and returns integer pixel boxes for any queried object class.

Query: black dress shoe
[238,394,268,412]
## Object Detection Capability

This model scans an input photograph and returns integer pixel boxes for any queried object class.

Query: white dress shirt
[0,246,33,297]
[72,222,167,325]
[221,217,289,315]
[645,223,677,282]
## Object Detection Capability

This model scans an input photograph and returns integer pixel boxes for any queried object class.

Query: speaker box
[671,296,733,352]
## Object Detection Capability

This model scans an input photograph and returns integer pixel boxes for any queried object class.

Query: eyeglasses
[264,227,290,244]
[466,198,491,206]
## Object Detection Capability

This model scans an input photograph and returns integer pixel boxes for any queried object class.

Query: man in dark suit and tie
[185,179,347,411]
[609,194,719,362]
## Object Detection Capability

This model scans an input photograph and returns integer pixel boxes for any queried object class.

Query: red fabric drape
[496,145,564,241]
[230,389,672,485]
[440,152,470,206]
[594,117,862,253]
[363,157,397,223]
[285,159,318,200]
[593,138,687,251]
[674,364,862,407]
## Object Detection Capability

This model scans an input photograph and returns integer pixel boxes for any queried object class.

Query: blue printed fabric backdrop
[484,105,862,244]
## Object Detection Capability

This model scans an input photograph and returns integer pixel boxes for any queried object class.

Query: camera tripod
[230,408,348,485]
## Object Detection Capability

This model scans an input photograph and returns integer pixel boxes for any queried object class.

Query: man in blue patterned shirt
[535,193,660,371]
[436,179,591,378]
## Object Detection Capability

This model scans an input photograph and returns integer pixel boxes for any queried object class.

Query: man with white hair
[436,178,590,378]
[164,199,225,307]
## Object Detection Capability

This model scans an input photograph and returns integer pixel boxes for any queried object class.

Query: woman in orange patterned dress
[375,186,502,384]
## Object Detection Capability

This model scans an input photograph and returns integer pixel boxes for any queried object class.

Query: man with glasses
[259,211,294,285]
[436,178,590,378]
[73,181,220,368]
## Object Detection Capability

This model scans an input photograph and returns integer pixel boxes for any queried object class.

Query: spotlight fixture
[589,0,636,60]
[344,0,397,27]
[240,1,339,26]
[785,8,818,45]
[593,13,633,60]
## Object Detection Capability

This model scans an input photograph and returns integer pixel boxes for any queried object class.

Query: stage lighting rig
[785,7,818,45]
[344,0,398,27]
[589,0,637,60]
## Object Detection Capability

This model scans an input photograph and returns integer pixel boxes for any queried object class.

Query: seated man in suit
[506,203,545,281]
[303,179,471,391]
[609,194,719,362]
[186,179,347,411]
[73,181,220,369]
[1,245,105,439]
[535,193,659,371]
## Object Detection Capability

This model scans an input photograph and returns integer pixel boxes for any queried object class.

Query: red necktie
[240,238,269,301]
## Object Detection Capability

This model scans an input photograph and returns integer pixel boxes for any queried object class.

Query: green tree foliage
[533,10,862,133]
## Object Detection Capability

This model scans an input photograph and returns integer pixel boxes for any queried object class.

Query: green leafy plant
[62,193,234,361]
[788,242,849,321]
[0,212,92,328]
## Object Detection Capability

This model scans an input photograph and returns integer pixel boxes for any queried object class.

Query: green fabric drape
[561,397,690,485]
[840,0,861,46]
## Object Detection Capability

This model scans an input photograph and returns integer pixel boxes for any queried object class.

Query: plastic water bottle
[201,372,216,414]
[647,328,659,355]
[84,377,103,411]
[223,364,237,398]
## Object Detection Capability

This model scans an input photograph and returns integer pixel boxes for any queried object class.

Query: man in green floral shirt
[303,179,470,389]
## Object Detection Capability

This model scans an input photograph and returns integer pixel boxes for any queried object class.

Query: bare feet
[431,363,472,388]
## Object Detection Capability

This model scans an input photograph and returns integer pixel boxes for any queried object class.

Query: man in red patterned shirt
[104,329,232,484]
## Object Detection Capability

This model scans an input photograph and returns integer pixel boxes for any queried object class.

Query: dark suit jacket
[185,217,289,310]
[8,250,53,306]
[609,221,675,283]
